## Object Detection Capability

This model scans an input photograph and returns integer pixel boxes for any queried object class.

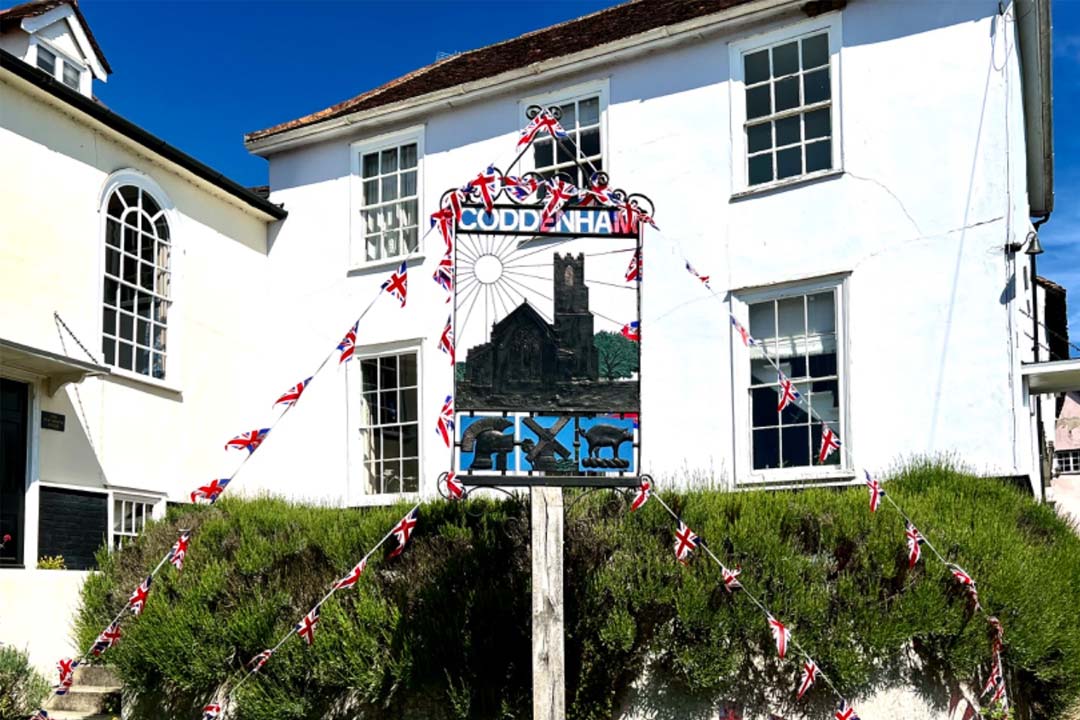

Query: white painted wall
[0,570,88,677]
[259,0,1044,502]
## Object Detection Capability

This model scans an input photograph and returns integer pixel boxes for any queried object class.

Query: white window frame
[349,126,425,271]
[518,79,610,186]
[729,13,843,196]
[97,170,183,393]
[27,35,90,95]
[731,274,851,486]
[109,493,161,550]
[347,340,424,507]
[1056,449,1080,475]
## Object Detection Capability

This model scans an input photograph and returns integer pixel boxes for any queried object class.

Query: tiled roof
[0,0,112,74]
[245,0,758,143]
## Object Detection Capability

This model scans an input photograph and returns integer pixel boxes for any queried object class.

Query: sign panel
[40,411,65,432]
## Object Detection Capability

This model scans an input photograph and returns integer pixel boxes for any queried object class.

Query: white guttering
[244,0,804,156]
[1015,0,1054,216]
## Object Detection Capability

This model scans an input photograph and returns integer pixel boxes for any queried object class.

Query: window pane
[382,205,399,230]
[401,425,418,458]
[778,354,807,380]
[154,216,169,242]
[154,298,169,325]
[137,294,152,319]
[805,139,832,173]
[775,76,800,112]
[403,227,418,253]
[62,63,80,89]
[119,313,134,341]
[744,49,770,85]
[380,355,398,389]
[533,140,554,168]
[136,348,150,375]
[383,231,400,258]
[400,353,417,386]
[104,279,118,307]
[803,68,830,104]
[748,154,773,186]
[753,428,780,469]
[366,232,381,262]
[579,97,600,125]
[746,85,771,120]
[108,194,125,218]
[113,500,124,532]
[383,426,401,459]
[775,116,801,147]
[810,381,840,423]
[777,146,802,179]
[802,34,829,70]
[37,47,55,74]
[560,102,576,128]
[400,388,418,422]
[119,284,135,312]
[777,297,804,339]
[381,175,398,202]
[751,387,778,427]
[807,292,835,334]
[772,41,799,77]
[402,460,419,493]
[153,354,166,380]
[122,254,138,285]
[137,319,150,346]
[383,463,401,494]
[380,391,398,424]
[153,325,166,351]
[804,108,830,140]
[103,307,116,336]
[120,186,139,207]
[401,170,417,197]
[124,225,138,255]
[748,302,775,340]
[556,140,574,164]
[402,199,418,227]
[380,148,398,173]
[106,219,121,247]
[809,351,837,379]
[362,153,380,178]
[400,143,418,169]
[118,342,133,370]
[361,358,378,392]
[140,262,154,291]
[747,123,772,153]
[781,426,811,467]
[363,180,379,206]
[750,358,774,387]
[580,128,601,158]
[102,337,115,365]
[106,248,120,276]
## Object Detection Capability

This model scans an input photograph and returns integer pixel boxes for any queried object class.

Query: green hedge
[0,645,50,720]
[77,463,1080,720]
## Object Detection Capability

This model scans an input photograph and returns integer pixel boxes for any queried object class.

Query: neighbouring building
[0,0,1072,699]
[0,0,285,671]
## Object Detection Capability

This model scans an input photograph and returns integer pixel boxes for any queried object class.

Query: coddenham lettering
[457,205,639,237]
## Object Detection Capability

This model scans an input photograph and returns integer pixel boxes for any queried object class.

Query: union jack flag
[685,261,711,290]
[818,424,840,463]
[382,261,408,308]
[982,659,1007,705]
[949,564,981,610]
[673,521,701,564]
[439,316,455,364]
[517,109,568,148]
[446,471,465,500]
[168,531,191,571]
[443,188,467,223]
[604,412,640,428]
[249,649,273,673]
[618,200,659,232]
[864,470,885,513]
[433,252,454,302]
[56,658,76,695]
[796,659,818,699]
[630,478,651,512]
[296,606,320,646]
[502,174,539,201]
[579,173,619,207]
[338,321,358,365]
[436,395,455,448]
[834,700,860,720]
[621,321,640,342]
[905,522,924,568]
[721,565,742,593]
[767,615,790,659]
[128,575,152,616]
[333,558,367,590]
[625,248,642,282]
[430,204,456,252]
[226,428,270,454]
[190,478,230,505]
[91,621,122,656]
[202,704,222,720]
[274,377,313,408]
[389,508,419,558]
[989,616,1004,650]
[776,373,801,412]
[468,165,501,213]
[540,177,578,227]
[730,315,756,347]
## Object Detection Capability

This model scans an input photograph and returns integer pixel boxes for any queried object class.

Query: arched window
[101,183,171,380]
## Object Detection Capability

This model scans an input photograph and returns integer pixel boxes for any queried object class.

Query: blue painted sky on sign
[78,1,1078,343]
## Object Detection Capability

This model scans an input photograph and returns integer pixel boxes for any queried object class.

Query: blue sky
[79,0,1078,338]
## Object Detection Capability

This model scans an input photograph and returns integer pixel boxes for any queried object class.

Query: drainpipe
[1031,212,1051,497]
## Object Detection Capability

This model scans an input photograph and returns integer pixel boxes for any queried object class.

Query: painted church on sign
[0,0,1071,687]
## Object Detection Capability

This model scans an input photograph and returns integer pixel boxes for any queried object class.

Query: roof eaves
[0,49,286,221]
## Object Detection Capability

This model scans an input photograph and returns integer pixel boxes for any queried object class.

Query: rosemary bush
[77,462,1080,719]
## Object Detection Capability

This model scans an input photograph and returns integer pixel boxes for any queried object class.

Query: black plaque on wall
[40,411,65,432]
[38,487,107,570]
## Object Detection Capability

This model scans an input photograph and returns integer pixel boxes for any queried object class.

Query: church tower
[553,253,598,380]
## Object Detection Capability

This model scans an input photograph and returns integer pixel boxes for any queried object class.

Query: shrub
[36,555,66,570]
[76,463,1080,720]
[0,645,50,720]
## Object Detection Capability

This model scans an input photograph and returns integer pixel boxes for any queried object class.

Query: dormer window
[62,61,79,89]
[31,41,86,91]
[35,45,55,75]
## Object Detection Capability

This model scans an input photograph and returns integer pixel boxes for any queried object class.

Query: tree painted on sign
[594,331,639,381]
